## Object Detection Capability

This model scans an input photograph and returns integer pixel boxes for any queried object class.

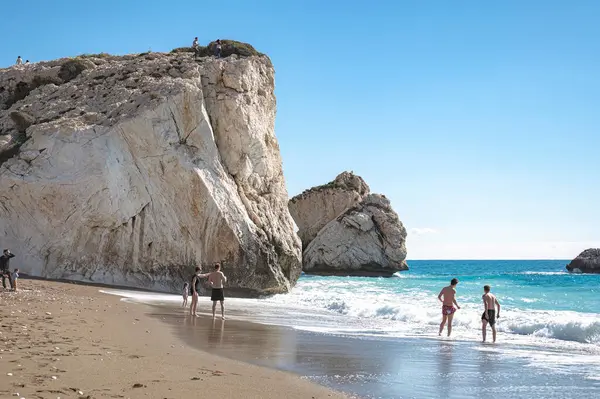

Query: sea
[108,260,600,398]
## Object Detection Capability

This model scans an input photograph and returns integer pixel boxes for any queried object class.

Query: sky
[1,1,599,259]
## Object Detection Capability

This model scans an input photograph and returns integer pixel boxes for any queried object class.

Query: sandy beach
[0,279,349,399]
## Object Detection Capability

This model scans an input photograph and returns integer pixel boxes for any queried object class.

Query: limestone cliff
[566,249,600,274]
[0,49,302,295]
[289,173,408,276]
[289,172,369,247]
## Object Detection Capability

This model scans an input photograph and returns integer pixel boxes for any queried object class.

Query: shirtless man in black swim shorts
[482,285,501,343]
[208,263,227,320]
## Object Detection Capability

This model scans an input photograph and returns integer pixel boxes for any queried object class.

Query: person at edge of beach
[12,269,19,292]
[481,285,501,343]
[15,56,22,65]
[438,278,461,337]
[215,39,222,58]
[208,263,227,320]
[182,282,189,307]
[189,267,210,317]
[1,249,16,290]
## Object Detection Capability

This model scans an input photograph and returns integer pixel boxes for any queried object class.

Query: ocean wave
[507,319,600,344]
[515,271,569,276]
[265,287,600,346]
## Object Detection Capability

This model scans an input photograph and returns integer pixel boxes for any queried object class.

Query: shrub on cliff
[171,40,263,58]
[208,40,263,57]
[58,59,90,82]
[77,53,111,59]
[171,47,196,54]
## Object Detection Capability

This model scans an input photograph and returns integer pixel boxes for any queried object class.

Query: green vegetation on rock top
[171,40,264,58]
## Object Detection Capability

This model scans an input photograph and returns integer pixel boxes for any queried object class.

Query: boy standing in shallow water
[482,285,501,343]
[438,278,461,337]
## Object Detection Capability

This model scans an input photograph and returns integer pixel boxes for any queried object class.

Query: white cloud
[409,227,440,236]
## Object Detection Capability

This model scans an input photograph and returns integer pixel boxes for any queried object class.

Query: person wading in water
[438,278,461,337]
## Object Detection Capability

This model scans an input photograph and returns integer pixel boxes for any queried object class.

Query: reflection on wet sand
[149,306,600,399]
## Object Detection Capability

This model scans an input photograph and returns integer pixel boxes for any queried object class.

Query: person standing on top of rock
[15,56,22,65]
[192,37,201,59]
[24,60,30,65]
[215,39,222,58]
[1,249,16,289]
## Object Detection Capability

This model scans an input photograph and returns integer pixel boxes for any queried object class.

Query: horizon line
[405,259,569,261]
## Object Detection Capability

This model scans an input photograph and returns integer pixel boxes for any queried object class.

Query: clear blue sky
[2,1,599,259]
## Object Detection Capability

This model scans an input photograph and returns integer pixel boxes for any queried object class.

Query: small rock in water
[46,312,52,315]
[7,372,13,376]
[51,376,57,380]
[77,391,83,395]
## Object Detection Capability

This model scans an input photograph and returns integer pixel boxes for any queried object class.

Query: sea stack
[289,172,408,276]
[0,42,302,295]
[566,248,600,274]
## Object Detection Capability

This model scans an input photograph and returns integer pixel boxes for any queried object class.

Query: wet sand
[0,279,349,399]
[152,305,600,399]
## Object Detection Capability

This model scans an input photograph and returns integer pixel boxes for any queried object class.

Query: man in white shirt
[15,56,22,65]
[208,263,227,320]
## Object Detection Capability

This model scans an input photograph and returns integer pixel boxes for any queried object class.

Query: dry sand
[0,279,349,399]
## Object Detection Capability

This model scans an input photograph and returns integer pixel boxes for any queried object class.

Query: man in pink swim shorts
[438,278,461,337]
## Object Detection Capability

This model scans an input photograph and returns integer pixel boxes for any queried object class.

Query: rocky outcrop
[289,172,369,247]
[288,173,407,276]
[566,249,600,274]
[302,194,408,276]
[0,48,302,296]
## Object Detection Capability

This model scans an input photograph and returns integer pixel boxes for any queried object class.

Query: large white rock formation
[0,49,301,295]
[288,171,369,247]
[289,173,408,276]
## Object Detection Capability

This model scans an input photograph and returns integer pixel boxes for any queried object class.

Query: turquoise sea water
[260,260,600,346]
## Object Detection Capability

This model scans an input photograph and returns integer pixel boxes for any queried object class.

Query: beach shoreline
[0,279,350,399]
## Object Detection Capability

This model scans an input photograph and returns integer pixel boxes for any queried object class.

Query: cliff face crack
[118,126,152,201]
[168,108,183,143]
[82,127,112,147]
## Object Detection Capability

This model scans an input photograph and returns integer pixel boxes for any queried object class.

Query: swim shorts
[211,288,224,302]
[442,305,456,315]
[482,310,496,326]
